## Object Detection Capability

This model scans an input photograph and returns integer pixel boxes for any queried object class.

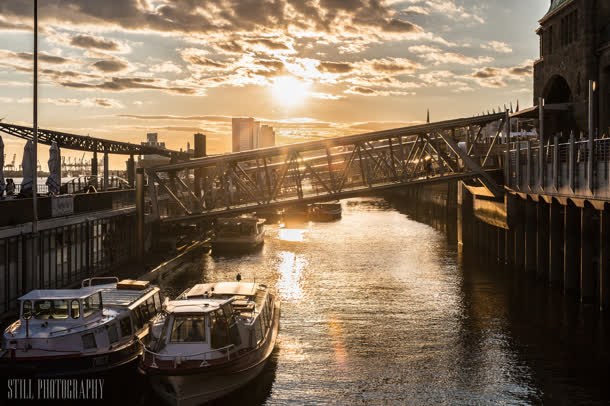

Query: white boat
[211,217,265,252]
[0,277,162,376]
[140,282,280,406]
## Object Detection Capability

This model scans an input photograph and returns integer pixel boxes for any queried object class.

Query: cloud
[118,114,232,122]
[0,49,77,65]
[180,48,226,69]
[43,97,124,108]
[481,41,512,53]
[70,34,121,51]
[318,61,353,74]
[150,61,182,74]
[469,61,533,88]
[409,45,493,65]
[91,59,129,73]
[60,77,199,95]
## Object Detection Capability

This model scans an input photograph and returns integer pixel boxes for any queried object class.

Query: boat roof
[166,298,230,314]
[99,285,158,308]
[17,283,158,305]
[18,286,104,301]
[184,282,260,298]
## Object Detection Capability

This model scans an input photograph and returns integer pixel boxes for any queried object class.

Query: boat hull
[0,339,141,377]
[146,302,280,406]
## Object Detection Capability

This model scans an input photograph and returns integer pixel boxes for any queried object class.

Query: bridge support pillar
[564,202,580,296]
[91,151,98,189]
[513,199,525,270]
[457,182,473,255]
[599,210,610,310]
[525,198,537,274]
[536,199,550,281]
[580,206,597,304]
[127,154,135,187]
[497,227,505,264]
[505,228,514,266]
[549,201,563,287]
[103,151,109,191]
[194,133,206,199]
[136,168,145,262]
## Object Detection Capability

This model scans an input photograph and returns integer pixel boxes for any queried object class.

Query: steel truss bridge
[0,122,188,158]
[147,113,508,223]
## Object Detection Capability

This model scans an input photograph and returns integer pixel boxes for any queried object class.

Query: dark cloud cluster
[91,59,128,73]
[70,34,120,51]
[0,0,421,39]
[61,77,197,94]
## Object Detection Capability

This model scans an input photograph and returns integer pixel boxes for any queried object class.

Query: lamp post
[32,0,39,289]
[33,0,38,233]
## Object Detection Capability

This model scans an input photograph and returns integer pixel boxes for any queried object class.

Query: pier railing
[507,137,610,199]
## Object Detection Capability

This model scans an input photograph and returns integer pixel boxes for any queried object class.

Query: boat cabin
[144,282,275,368]
[18,287,104,326]
[214,217,264,237]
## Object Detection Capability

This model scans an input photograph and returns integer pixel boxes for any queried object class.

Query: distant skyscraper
[232,118,274,151]
[260,125,275,148]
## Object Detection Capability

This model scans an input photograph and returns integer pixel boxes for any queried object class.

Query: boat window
[146,298,156,318]
[119,316,132,337]
[82,292,102,318]
[22,300,32,318]
[70,300,80,319]
[33,300,69,319]
[170,316,206,342]
[222,304,236,326]
[209,310,230,349]
[139,302,150,321]
[108,323,119,344]
[153,293,161,311]
[82,333,97,350]
[132,307,144,330]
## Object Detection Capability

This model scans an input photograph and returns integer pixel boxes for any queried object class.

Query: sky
[0,0,549,169]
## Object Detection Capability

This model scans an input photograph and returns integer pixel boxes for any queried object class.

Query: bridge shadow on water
[386,190,610,405]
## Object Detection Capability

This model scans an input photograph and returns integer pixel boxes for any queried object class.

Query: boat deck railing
[141,343,235,368]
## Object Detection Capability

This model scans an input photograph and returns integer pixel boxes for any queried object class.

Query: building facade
[534,0,610,136]
[232,118,275,151]
[260,125,276,148]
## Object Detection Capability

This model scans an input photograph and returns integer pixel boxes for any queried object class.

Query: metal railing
[141,343,235,368]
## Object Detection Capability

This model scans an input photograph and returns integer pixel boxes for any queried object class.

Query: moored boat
[309,201,342,222]
[211,216,265,253]
[0,277,162,376]
[140,282,280,406]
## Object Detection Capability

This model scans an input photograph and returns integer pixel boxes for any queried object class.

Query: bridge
[145,112,508,223]
[0,122,190,188]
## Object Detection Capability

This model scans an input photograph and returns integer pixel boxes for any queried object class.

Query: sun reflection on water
[278,228,307,242]
[275,251,308,303]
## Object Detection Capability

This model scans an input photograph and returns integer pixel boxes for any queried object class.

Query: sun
[272,76,309,107]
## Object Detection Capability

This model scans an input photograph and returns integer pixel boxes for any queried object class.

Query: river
[107,196,610,405]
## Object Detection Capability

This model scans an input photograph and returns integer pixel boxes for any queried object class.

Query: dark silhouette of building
[534,0,610,136]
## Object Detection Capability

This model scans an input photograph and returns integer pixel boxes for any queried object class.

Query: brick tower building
[534,0,610,136]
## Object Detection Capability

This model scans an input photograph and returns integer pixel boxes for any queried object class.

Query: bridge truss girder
[146,113,507,223]
[0,122,188,158]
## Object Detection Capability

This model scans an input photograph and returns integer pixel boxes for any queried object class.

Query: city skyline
[0,1,548,168]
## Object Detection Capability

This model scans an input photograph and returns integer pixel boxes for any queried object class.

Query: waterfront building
[534,0,610,135]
